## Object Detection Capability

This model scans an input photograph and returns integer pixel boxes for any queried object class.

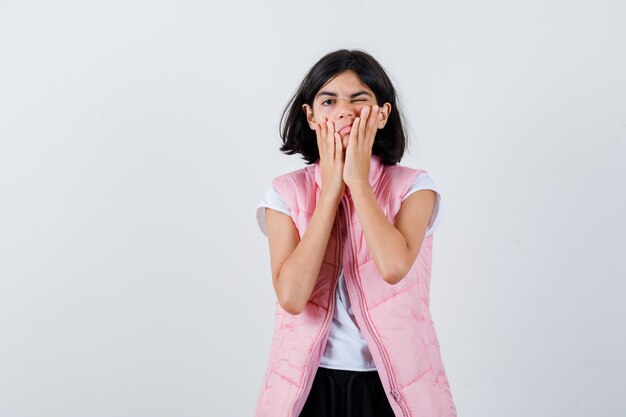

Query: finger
[347,116,360,151]
[326,120,336,140]
[319,118,328,159]
[326,120,337,160]
[366,105,379,147]
[323,120,333,159]
[314,122,322,151]
[334,132,342,161]
[357,106,371,147]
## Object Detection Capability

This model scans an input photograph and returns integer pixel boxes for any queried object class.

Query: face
[302,70,391,149]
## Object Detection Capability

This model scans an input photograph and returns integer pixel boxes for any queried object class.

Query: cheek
[315,108,332,120]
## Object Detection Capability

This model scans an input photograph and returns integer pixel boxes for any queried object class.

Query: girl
[255,49,457,417]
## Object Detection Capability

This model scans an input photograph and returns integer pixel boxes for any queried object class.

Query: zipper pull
[390,388,402,403]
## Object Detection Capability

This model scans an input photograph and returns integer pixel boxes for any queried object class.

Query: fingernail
[373,105,379,112]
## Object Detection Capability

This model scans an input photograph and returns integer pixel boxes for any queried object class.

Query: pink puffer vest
[255,155,457,417]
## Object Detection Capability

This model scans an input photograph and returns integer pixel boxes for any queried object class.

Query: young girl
[255,50,457,417]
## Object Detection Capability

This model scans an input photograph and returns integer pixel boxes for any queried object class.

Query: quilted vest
[255,155,457,417]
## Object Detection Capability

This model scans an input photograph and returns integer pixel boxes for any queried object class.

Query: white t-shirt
[256,172,444,371]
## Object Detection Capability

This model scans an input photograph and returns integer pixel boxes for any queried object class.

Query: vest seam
[397,366,432,391]
[368,281,421,311]
[271,370,300,388]
[307,300,329,310]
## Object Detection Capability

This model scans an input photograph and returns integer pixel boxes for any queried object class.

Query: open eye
[321,99,335,106]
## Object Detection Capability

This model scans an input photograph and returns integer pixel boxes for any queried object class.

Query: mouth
[338,124,352,135]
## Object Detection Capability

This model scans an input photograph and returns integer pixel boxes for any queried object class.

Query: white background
[1,1,624,416]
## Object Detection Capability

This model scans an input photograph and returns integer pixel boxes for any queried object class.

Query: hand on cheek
[313,117,345,200]
[343,105,384,188]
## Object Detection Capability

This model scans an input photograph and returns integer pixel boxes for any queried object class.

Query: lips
[338,124,352,135]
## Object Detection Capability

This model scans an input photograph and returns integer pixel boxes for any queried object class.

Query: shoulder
[272,165,314,188]
[271,164,317,204]
[382,164,426,181]
[398,169,444,236]
[377,164,427,198]
[256,167,311,236]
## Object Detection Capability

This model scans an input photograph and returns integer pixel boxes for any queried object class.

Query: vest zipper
[289,215,342,417]
[341,197,411,417]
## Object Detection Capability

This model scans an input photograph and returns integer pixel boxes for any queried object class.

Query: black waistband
[316,367,380,385]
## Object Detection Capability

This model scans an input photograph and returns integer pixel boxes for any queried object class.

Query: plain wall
[1,1,624,416]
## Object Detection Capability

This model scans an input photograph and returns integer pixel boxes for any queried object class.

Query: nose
[335,99,357,120]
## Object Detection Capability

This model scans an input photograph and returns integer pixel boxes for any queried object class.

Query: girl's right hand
[314,118,345,202]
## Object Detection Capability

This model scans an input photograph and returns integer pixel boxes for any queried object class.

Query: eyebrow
[316,90,373,99]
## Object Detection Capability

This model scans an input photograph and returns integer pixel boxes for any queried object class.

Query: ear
[302,104,317,130]
[377,102,392,129]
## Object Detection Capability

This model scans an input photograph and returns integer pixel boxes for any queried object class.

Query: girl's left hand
[343,105,382,188]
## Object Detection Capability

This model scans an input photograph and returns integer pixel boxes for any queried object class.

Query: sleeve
[255,185,291,236]
[401,172,444,236]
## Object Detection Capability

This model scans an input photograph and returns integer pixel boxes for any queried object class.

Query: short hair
[279,49,407,165]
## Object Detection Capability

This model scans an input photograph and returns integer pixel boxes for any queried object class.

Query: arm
[343,104,435,284]
[350,183,436,284]
[265,118,345,315]
[265,194,340,315]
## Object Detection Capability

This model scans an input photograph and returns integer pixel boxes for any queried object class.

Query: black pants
[298,367,396,417]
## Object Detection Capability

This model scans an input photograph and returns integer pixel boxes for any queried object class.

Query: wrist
[346,179,371,194]
[318,190,342,207]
